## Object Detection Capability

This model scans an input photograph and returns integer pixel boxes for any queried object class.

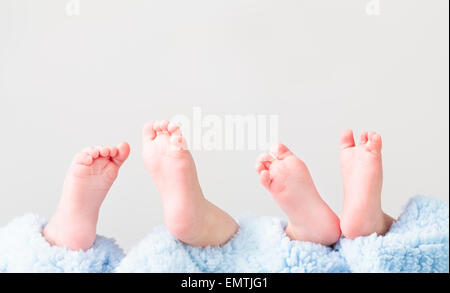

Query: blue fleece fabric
[0,214,124,273]
[337,196,449,272]
[116,215,349,273]
[0,196,448,273]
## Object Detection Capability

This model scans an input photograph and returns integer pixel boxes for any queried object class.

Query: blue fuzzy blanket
[0,196,448,273]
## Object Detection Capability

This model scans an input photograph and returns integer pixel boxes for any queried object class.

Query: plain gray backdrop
[0,0,448,251]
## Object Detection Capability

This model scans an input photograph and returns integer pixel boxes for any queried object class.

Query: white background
[0,0,448,251]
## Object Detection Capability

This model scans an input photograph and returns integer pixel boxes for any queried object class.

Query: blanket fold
[0,214,124,273]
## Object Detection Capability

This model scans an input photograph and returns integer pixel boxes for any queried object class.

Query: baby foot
[256,144,341,246]
[142,120,238,247]
[43,142,130,250]
[339,129,394,239]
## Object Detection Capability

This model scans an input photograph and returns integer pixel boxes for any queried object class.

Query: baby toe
[75,152,93,166]
[255,162,267,174]
[259,170,271,189]
[84,147,99,159]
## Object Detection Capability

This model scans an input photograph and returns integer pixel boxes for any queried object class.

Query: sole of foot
[142,120,238,247]
[43,142,130,250]
[256,143,341,246]
[339,129,394,239]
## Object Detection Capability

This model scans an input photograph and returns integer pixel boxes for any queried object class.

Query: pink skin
[43,142,130,250]
[339,129,394,239]
[142,120,238,247]
[256,144,341,246]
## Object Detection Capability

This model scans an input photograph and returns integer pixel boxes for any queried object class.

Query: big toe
[270,143,293,160]
[113,142,131,166]
[340,129,355,149]
[142,121,156,141]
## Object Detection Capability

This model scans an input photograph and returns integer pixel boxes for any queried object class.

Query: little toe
[75,152,93,166]
[90,148,100,159]
[340,129,355,149]
[142,121,157,141]
[257,153,275,170]
[255,162,267,174]
[84,147,100,159]
[259,170,271,189]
